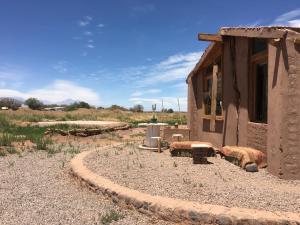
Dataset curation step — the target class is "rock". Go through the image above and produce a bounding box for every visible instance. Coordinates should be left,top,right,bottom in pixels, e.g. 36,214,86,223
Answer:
245,163,258,172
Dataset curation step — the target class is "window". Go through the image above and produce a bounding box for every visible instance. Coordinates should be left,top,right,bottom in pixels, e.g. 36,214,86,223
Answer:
203,66,212,115
203,59,223,116
249,39,268,123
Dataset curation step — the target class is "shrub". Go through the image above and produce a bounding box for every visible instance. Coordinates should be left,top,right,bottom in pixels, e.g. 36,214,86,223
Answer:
65,101,91,111
107,104,128,111
0,133,14,146
25,98,44,110
100,210,124,225
129,104,144,112
0,97,22,110
167,108,174,113
34,137,52,150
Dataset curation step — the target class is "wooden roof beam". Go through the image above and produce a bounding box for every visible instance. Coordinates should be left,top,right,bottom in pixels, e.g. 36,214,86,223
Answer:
198,33,223,42
219,28,287,39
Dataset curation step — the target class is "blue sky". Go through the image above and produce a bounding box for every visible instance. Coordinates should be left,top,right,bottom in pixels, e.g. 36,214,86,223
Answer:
0,0,299,110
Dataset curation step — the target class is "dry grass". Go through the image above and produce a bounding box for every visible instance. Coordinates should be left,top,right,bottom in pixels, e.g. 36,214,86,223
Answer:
0,108,187,125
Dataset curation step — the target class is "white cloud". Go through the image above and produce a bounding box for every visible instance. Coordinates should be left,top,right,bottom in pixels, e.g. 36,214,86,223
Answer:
137,51,202,85
53,61,68,73
275,9,300,23
86,44,95,49
131,91,143,97
0,80,100,106
273,9,300,27
78,16,93,27
147,89,161,94
103,51,202,87
84,31,93,36
97,23,104,28
0,65,26,89
129,97,187,111
85,16,93,21
287,19,300,27
131,89,161,97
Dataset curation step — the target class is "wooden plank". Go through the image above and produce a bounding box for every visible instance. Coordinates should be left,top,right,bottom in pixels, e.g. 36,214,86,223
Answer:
198,33,223,42
219,27,287,39
210,64,218,131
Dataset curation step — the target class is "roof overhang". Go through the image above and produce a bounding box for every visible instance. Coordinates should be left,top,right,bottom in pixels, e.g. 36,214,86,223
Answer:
186,26,300,83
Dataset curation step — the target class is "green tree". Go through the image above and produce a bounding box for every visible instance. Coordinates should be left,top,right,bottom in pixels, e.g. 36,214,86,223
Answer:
25,98,44,110
0,97,22,110
167,108,174,113
107,105,128,111
65,101,91,111
130,104,144,112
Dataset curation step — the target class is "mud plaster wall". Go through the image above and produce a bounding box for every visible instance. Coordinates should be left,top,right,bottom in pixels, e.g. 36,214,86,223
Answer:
188,37,250,148
188,33,300,179
275,33,300,180
162,128,190,142
247,122,268,153
267,41,285,177
188,71,223,147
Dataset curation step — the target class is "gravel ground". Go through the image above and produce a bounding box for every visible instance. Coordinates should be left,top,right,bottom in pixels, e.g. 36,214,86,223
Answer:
85,144,300,213
0,147,172,225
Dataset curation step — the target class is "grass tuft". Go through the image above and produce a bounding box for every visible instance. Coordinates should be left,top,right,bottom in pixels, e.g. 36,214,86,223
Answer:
100,210,124,225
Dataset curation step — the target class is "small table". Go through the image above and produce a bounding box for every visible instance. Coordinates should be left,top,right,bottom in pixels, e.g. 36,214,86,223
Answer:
191,144,212,164
143,123,168,148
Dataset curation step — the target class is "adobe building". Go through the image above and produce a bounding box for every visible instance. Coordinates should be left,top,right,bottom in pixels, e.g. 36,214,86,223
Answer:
186,27,300,179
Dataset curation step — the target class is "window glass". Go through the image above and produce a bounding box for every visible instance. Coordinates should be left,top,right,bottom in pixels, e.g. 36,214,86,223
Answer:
255,63,268,122
203,76,212,115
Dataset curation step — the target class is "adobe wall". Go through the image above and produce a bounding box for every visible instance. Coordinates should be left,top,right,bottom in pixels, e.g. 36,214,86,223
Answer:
222,37,250,147
162,127,190,142
188,35,300,179
247,122,268,154
188,37,250,149
188,36,277,151
268,32,300,180
188,71,223,148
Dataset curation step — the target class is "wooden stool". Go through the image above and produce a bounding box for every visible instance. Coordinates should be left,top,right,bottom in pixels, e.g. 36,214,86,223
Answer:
172,134,183,142
191,143,211,164
151,137,162,153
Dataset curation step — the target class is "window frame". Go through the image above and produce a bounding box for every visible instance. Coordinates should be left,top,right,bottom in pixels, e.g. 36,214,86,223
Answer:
202,62,224,120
